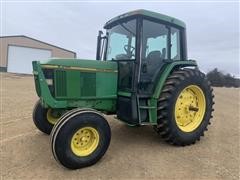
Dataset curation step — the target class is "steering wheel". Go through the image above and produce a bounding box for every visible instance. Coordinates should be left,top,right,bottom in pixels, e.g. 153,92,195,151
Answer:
124,45,135,57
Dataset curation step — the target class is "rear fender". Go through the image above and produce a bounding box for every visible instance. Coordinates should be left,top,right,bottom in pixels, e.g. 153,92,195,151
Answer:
153,60,197,99
147,60,197,124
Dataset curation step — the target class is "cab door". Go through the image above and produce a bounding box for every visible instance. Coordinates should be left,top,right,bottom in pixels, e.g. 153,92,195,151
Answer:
139,19,170,95
137,19,183,123
105,19,140,125
117,60,138,124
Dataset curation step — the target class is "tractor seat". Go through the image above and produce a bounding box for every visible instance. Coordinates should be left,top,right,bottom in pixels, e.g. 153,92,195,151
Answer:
147,50,161,61
140,50,164,91
115,54,131,60
146,50,162,77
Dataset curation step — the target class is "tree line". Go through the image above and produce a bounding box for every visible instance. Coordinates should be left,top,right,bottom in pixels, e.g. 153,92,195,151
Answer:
206,68,240,88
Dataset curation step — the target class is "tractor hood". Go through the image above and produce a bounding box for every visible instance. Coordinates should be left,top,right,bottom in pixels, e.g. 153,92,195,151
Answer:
32,58,118,111
40,58,118,73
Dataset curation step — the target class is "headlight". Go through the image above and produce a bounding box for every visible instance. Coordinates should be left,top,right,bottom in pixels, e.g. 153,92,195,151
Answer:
46,79,53,85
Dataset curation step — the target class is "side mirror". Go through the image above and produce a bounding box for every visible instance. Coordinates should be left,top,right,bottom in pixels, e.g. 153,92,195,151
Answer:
96,30,103,60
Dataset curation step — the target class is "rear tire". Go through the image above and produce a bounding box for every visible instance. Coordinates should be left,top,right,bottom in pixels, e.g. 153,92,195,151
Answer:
51,110,111,169
154,68,214,146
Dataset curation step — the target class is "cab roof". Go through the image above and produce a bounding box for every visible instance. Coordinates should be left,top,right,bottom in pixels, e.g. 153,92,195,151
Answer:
104,9,186,29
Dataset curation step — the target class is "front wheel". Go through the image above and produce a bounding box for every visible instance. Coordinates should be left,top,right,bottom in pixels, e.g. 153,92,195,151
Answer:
155,69,214,146
51,110,111,169
32,100,61,134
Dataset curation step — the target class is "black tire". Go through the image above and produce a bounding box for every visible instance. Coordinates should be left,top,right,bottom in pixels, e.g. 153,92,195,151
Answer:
51,110,111,169
32,100,54,134
154,68,214,146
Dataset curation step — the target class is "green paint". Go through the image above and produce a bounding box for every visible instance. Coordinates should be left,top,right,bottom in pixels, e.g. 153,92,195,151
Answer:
148,99,158,124
147,60,197,124
33,59,197,124
54,70,67,97
33,60,117,112
80,72,96,97
67,70,81,98
41,58,117,71
104,9,186,29
96,72,117,97
152,60,197,99
33,61,67,108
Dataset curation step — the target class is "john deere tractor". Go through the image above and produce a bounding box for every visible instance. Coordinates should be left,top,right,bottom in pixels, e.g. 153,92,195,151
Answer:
32,10,214,169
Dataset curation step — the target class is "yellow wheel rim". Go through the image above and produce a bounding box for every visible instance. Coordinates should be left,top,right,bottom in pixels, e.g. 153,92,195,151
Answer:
71,127,99,156
175,85,206,132
47,109,59,125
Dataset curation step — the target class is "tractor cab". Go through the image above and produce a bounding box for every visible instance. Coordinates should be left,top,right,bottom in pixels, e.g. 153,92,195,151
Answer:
97,10,187,125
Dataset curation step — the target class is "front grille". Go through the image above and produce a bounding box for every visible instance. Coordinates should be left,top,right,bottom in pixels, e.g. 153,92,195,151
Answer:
55,70,67,97
43,69,97,99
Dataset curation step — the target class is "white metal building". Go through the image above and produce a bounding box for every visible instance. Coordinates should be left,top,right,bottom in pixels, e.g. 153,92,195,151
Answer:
0,35,76,74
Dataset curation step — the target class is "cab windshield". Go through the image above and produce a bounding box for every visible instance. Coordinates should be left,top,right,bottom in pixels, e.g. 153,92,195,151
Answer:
106,19,136,60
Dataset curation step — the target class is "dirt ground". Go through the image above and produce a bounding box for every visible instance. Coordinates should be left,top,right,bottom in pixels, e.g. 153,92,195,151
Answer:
0,72,239,180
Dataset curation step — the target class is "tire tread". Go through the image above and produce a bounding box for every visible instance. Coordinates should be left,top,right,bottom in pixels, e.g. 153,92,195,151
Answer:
155,68,214,146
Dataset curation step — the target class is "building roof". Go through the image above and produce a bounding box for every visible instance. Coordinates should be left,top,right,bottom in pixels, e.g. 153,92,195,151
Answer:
104,9,186,29
0,35,76,55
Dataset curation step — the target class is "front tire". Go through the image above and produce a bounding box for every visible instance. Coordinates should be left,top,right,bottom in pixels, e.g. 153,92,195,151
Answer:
51,110,111,169
155,69,214,146
32,100,60,134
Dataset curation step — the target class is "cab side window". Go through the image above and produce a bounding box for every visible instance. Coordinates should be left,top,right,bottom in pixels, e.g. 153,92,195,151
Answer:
140,20,169,94
171,27,181,60
142,20,168,61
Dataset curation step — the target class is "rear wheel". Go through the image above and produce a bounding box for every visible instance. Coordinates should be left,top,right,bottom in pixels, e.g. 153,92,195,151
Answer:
51,110,111,169
154,69,214,146
32,100,61,134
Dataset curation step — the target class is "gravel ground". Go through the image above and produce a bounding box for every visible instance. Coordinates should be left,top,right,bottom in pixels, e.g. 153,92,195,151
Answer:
0,72,239,180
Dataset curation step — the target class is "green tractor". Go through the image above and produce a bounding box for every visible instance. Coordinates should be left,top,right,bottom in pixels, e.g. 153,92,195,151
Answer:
32,10,214,169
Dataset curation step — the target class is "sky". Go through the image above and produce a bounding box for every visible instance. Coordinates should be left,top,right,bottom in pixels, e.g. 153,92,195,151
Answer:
1,1,239,76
